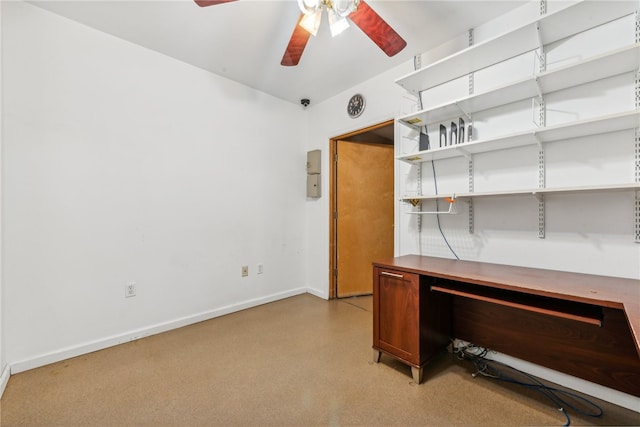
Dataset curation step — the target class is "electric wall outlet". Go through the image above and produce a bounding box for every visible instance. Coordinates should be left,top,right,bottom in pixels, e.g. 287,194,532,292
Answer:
257,263,264,274
241,266,249,277
125,282,136,298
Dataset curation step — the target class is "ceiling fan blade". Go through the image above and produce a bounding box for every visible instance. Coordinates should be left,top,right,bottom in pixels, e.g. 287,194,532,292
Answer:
281,14,312,66
349,1,407,57
194,0,237,7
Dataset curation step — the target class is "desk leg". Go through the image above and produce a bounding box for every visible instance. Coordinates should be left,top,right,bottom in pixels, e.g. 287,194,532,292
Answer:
411,367,423,384
372,349,382,363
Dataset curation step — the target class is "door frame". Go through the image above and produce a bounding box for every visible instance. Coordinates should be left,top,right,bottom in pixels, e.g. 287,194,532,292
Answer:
328,119,395,299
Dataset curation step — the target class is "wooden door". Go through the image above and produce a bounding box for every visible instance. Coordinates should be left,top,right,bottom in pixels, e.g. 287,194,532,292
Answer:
336,140,394,297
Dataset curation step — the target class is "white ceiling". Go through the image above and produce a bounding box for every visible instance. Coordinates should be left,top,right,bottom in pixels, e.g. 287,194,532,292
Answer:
29,0,528,105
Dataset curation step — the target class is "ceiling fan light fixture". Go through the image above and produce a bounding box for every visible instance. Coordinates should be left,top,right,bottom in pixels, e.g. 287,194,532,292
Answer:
197,0,407,67
332,0,359,17
299,8,322,36
297,0,321,15
328,8,350,37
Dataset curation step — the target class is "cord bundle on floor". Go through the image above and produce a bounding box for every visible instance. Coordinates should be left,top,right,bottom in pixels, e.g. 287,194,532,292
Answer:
453,342,603,427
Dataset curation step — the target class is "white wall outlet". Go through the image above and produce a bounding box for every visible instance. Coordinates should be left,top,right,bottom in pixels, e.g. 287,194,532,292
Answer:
241,266,249,277
125,282,136,298
257,263,264,274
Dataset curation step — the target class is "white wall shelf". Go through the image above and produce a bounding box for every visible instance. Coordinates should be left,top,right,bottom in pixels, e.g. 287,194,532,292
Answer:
398,44,640,129
396,1,639,241
398,110,640,165
395,0,638,95
402,183,640,204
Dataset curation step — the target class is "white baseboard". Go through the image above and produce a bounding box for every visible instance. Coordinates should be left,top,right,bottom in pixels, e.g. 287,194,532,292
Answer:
0,363,10,399
10,287,308,375
306,286,329,300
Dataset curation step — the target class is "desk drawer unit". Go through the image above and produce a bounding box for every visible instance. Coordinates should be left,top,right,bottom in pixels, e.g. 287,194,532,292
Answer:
372,266,450,383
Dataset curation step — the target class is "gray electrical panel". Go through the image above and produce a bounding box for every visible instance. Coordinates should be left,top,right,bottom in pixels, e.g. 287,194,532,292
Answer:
307,150,321,198
307,149,321,174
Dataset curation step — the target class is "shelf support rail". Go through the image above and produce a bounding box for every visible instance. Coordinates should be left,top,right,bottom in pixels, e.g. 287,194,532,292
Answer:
538,145,546,189
636,68,640,110
535,18,547,239
468,28,475,96
635,126,640,242
635,191,640,243
467,27,475,234
635,64,640,242
417,161,423,235
468,158,474,234
636,10,640,44
538,147,546,239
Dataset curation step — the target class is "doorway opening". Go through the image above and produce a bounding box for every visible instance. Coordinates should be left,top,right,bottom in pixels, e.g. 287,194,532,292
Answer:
329,120,395,299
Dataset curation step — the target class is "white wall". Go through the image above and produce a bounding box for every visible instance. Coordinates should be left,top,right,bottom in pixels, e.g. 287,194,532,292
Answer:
2,1,308,372
0,0,7,396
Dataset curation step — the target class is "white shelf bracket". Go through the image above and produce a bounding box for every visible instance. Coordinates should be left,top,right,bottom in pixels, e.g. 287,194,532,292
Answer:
455,102,473,122
536,22,543,49
534,77,543,99
532,21,546,130
467,28,475,144
457,147,473,161
533,132,543,150
409,197,458,215
532,97,546,128
399,118,421,132
535,23,547,73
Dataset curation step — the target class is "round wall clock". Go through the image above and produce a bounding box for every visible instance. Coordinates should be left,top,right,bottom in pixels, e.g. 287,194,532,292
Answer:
347,94,366,118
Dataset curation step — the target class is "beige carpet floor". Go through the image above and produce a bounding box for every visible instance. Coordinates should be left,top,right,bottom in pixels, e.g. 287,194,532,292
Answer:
1,293,639,426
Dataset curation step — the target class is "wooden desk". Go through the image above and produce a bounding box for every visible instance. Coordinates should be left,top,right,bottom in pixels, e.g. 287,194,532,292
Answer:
372,255,640,397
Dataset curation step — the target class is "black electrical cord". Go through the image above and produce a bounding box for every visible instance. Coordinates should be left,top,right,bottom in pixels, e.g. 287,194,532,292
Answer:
414,59,458,260
453,343,604,427
431,160,460,260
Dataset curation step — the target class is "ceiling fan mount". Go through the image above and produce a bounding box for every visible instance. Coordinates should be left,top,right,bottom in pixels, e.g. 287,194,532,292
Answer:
195,0,407,66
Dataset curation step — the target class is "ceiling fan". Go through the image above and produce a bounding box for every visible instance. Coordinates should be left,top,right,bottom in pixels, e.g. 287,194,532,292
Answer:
194,0,407,66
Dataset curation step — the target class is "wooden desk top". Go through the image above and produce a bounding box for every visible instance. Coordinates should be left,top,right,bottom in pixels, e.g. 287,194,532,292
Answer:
373,255,640,357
